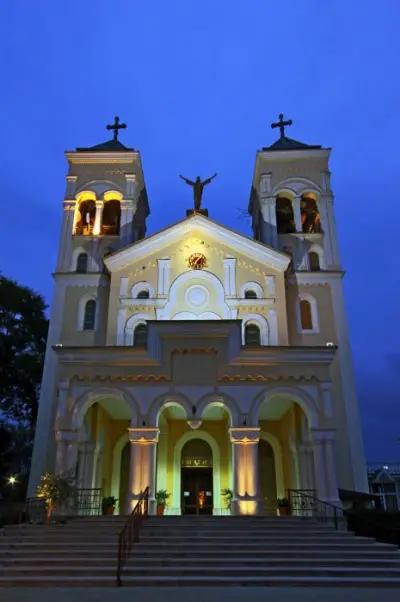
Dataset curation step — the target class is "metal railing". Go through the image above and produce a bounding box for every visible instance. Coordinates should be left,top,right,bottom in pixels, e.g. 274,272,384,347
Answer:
288,489,317,518
288,489,344,529
288,489,400,546
74,488,102,516
116,487,149,587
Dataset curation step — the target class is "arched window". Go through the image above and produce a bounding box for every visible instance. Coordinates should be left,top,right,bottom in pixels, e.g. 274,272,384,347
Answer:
75,200,96,235
301,197,321,233
137,290,150,299
276,197,295,234
76,252,88,273
308,252,320,271
300,300,313,330
244,290,257,299
83,300,96,330
133,323,148,347
244,323,261,346
102,200,121,235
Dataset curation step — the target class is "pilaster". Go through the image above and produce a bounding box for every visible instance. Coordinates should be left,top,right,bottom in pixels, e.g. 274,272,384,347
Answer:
223,258,237,297
229,427,261,515
127,427,160,514
157,259,171,297
311,428,340,504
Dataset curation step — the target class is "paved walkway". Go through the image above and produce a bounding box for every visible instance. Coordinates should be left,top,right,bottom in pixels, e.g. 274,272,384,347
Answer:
2,587,400,601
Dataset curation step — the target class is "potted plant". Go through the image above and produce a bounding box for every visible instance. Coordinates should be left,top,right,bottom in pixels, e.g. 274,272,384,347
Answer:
102,496,118,515
36,472,75,521
155,489,170,515
277,497,290,516
221,488,233,511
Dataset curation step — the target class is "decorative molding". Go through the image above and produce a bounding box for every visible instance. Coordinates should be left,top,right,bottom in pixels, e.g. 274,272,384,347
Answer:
229,427,261,444
128,427,160,444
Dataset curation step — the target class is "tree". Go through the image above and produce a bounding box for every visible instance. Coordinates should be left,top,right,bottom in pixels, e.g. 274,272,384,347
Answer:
0,275,48,425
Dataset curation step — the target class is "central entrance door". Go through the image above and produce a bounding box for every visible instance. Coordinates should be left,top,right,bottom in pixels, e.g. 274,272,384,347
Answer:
181,468,213,514
181,438,213,515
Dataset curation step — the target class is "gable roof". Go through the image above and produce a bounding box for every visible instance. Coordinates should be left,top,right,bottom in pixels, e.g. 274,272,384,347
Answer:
263,135,321,152
105,213,291,272
76,138,135,152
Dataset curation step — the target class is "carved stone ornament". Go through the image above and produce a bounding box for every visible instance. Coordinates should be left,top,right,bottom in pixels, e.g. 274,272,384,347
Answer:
187,252,207,270
187,420,202,430
128,428,160,444
229,427,261,444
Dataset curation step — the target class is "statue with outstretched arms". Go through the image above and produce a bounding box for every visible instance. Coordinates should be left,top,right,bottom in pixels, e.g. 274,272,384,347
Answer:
179,173,217,211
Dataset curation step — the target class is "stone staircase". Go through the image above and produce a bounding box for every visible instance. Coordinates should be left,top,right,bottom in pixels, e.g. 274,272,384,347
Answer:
1,515,400,587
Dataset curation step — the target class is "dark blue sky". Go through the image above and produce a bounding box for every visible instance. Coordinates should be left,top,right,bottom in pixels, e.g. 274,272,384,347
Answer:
1,1,399,461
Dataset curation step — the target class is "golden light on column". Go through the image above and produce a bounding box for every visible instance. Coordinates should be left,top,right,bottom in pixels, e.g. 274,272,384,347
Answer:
229,427,261,516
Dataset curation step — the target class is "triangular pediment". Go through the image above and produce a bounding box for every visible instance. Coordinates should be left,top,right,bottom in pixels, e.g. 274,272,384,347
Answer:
105,214,290,272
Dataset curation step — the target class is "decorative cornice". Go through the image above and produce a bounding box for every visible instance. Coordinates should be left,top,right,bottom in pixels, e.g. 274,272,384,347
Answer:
72,374,170,383
229,427,261,444
128,427,160,444
218,374,319,383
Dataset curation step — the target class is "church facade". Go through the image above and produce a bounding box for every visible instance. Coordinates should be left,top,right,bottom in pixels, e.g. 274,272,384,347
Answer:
28,117,368,515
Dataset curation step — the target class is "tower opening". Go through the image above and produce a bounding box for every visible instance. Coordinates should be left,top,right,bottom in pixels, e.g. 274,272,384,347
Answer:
276,197,295,234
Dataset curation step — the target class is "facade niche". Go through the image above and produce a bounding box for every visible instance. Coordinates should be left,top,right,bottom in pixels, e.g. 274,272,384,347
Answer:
300,300,313,330
301,197,321,233
102,200,121,235
276,197,295,234
244,290,257,299
137,290,150,299
244,323,261,346
75,200,96,235
76,252,88,273
83,300,96,330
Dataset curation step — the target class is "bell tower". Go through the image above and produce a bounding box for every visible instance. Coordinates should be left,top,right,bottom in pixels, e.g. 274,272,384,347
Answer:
28,119,150,495
248,114,340,272
57,116,149,273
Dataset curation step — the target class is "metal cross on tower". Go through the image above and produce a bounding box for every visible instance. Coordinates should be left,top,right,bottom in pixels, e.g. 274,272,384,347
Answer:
106,116,127,141
271,113,293,138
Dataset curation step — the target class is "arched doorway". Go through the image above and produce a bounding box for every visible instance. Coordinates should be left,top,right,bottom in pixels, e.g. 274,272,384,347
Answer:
181,439,213,515
258,439,277,514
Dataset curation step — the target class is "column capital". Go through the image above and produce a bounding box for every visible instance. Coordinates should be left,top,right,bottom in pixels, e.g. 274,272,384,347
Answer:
229,427,260,444
95,200,104,208
63,200,76,211
55,429,78,443
311,428,336,444
128,427,160,444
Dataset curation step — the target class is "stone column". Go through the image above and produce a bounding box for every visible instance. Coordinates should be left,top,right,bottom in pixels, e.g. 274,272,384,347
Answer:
311,429,340,505
120,200,136,245
127,428,160,514
93,201,104,236
56,200,76,271
260,197,278,247
318,194,340,268
292,196,302,232
229,427,261,515
298,441,315,491
55,430,78,476
76,441,95,488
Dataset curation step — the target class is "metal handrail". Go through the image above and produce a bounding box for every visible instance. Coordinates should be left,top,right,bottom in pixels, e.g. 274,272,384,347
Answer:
288,489,400,546
116,487,149,587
